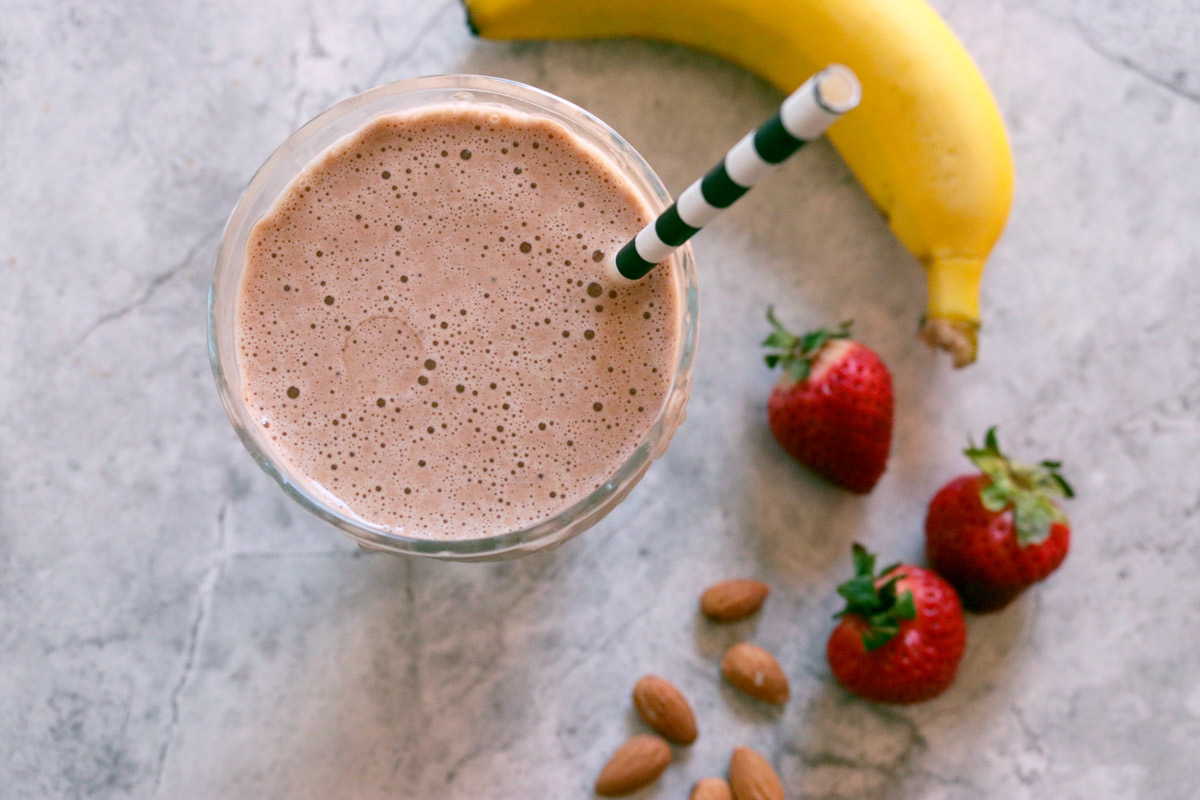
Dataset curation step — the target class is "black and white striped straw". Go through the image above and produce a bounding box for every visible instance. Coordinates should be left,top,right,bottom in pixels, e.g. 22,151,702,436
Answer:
610,64,862,282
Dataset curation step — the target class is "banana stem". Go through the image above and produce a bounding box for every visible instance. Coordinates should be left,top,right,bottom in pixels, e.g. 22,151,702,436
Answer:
925,256,983,320
919,317,978,367
921,256,985,367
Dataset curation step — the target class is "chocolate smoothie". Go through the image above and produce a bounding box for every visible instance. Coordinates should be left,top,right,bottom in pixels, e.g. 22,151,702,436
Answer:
235,105,681,540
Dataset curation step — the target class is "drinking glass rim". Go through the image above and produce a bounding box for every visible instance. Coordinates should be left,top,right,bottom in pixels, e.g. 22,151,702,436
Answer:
207,74,699,559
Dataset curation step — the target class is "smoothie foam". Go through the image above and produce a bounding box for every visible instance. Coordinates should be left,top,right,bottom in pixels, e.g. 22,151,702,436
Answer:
235,104,680,540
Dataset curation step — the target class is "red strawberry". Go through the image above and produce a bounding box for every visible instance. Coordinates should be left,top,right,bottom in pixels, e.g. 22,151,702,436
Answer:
827,544,966,704
925,427,1074,613
763,310,893,493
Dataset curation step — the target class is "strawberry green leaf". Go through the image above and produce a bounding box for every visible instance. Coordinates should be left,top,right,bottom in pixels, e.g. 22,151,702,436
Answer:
762,309,853,384
762,331,796,349
876,574,903,606
1049,472,1075,499
835,575,879,613
980,482,1010,513
1033,460,1073,496
786,359,811,382
851,543,875,577
1013,493,1055,546
966,427,1074,548
892,591,917,621
835,545,915,650
862,627,897,652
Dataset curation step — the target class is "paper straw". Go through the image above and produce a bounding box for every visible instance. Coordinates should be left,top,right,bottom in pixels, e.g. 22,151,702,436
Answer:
610,64,862,282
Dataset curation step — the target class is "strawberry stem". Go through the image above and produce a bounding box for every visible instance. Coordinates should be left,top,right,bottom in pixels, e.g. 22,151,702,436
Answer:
763,308,851,382
965,427,1074,546
834,544,916,652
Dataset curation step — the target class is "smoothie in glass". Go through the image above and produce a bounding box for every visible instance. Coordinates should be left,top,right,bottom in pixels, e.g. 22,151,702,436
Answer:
214,79,695,552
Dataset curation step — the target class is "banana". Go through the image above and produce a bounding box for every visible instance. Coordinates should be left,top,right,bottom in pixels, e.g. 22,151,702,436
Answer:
465,0,1014,366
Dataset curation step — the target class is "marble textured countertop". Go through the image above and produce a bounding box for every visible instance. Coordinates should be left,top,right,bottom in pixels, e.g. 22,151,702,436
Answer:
3,1,1199,798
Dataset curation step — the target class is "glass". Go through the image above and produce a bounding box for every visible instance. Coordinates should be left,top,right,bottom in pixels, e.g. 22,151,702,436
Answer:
208,75,699,560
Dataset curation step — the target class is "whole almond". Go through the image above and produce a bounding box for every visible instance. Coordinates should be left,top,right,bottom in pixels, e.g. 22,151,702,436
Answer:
700,579,770,622
594,734,671,796
721,643,790,705
632,675,698,744
728,746,783,800
690,776,733,800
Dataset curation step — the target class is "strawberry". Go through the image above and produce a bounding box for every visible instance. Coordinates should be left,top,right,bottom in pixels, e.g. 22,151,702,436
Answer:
763,310,893,493
827,544,966,704
925,427,1074,613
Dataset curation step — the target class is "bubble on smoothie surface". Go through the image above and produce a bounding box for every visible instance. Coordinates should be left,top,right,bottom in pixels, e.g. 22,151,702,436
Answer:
235,104,682,540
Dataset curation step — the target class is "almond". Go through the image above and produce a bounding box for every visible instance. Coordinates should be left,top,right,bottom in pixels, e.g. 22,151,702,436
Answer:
728,746,783,800
594,734,671,796
632,675,698,744
720,643,790,705
700,579,770,622
690,776,733,800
